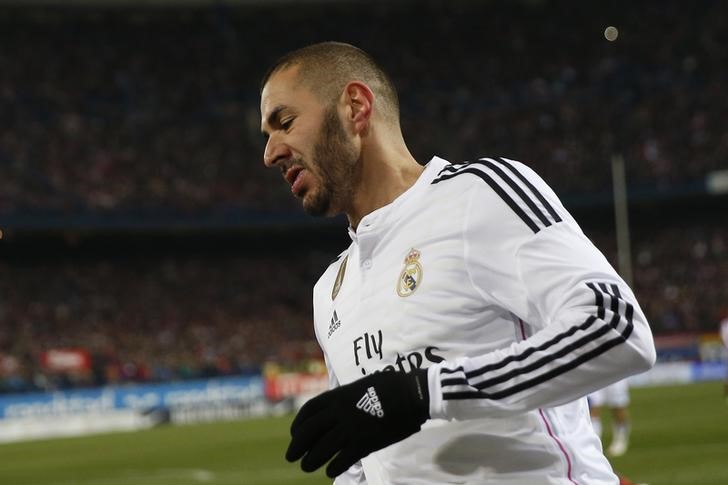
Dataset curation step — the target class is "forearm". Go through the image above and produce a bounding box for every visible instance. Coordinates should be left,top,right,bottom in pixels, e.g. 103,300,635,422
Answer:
427,281,655,420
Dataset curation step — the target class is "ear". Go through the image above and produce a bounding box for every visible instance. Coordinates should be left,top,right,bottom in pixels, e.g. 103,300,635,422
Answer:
342,81,374,135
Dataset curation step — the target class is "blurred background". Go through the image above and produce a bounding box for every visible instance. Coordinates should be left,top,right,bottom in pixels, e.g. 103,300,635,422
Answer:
0,0,726,484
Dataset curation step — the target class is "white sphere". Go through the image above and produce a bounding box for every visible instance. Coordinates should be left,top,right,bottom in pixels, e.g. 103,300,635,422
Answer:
604,26,619,42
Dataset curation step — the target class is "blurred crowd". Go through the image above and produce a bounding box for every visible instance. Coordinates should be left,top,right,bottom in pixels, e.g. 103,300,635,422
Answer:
1,1,727,216
1,221,726,394
596,222,728,336
0,252,327,394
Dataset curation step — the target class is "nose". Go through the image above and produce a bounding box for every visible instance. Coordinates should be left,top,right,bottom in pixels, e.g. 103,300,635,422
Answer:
263,135,291,168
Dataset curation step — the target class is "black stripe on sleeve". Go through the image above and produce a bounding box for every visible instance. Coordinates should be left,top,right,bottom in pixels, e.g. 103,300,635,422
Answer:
475,159,553,228
433,167,541,233
494,158,562,223
440,314,602,383
441,281,634,401
440,332,630,400
441,283,629,381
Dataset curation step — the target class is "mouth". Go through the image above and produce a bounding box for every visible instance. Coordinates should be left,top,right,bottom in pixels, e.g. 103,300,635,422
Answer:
284,166,307,196
284,165,304,186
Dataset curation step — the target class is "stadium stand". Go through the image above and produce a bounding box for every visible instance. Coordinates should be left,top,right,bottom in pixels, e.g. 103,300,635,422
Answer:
0,1,726,215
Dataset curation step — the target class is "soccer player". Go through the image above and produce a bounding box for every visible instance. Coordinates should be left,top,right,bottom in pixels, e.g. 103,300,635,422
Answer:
259,42,656,484
589,379,632,457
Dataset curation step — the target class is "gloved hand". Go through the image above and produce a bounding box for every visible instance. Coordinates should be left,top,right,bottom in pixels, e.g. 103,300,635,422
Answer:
285,368,430,478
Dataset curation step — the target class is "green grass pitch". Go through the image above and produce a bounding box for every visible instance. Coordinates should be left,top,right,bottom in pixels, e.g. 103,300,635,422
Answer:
0,381,725,484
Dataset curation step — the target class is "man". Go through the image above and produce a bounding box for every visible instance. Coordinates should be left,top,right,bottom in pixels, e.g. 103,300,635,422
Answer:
260,42,656,484
588,379,632,457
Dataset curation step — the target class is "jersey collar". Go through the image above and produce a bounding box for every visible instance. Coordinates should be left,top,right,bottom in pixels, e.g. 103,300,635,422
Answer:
347,156,450,242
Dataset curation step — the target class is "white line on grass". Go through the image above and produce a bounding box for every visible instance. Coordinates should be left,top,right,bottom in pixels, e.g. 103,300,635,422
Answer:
44,468,217,484
43,467,310,484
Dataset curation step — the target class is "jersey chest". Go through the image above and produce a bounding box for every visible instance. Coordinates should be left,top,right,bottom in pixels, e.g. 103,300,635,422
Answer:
315,212,516,384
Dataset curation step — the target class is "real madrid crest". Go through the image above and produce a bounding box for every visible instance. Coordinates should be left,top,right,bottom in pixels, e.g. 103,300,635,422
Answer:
397,248,423,297
331,255,348,300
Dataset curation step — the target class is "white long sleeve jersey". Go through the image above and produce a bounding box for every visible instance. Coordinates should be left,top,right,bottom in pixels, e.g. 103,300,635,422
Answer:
312,156,656,485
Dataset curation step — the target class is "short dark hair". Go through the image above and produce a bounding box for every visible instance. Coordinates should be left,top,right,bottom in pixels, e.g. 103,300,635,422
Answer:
260,42,400,123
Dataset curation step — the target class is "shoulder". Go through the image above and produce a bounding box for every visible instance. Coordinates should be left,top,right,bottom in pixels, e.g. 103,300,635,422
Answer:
431,156,567,236
319,249,349,279
431,157,555,202
327,250,348,267
313,249,350,296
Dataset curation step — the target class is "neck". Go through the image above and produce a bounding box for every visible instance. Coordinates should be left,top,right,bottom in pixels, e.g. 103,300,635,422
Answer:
345,138,423,230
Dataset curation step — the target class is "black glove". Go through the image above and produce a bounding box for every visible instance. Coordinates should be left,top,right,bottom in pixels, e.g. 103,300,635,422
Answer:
285,368,430,478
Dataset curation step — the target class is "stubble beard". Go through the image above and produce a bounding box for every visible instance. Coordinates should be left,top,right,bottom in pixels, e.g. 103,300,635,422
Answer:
302,105,359,217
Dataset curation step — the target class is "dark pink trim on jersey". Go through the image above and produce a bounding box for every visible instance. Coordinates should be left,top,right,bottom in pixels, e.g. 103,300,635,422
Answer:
539,409,578,485
517,319,578,485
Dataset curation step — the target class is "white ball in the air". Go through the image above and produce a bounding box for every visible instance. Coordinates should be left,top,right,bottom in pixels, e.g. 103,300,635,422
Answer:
604,26,619,42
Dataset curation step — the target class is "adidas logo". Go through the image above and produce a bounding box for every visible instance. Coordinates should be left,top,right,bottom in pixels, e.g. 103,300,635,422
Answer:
327,310,342,338
356,386,384,418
